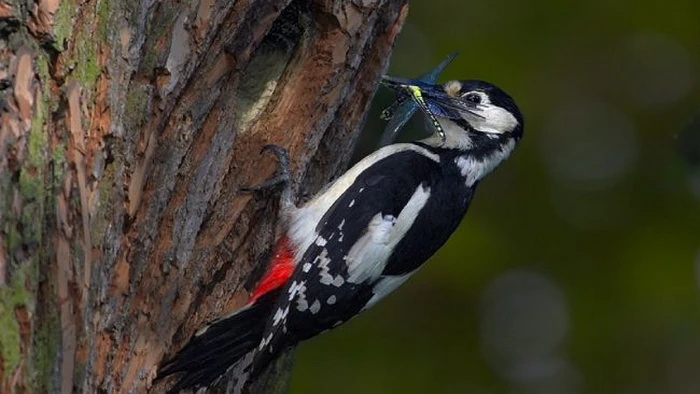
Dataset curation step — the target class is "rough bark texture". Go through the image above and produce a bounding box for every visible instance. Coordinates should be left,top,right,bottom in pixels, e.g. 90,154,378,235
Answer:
0,0,408,393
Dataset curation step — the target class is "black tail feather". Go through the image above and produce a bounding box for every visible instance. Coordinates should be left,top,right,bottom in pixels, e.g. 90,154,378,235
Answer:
157,290,280,393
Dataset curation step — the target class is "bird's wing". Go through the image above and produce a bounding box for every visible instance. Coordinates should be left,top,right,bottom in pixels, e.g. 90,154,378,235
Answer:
306,151,440,289
250,148,441,371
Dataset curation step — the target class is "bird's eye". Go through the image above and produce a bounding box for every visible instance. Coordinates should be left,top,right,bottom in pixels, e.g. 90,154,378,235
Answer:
464,92,482,104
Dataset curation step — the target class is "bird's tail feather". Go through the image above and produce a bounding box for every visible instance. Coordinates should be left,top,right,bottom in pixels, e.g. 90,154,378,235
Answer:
157,289,280,393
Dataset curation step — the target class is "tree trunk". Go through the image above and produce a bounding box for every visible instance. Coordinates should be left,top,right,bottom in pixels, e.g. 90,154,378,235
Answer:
0,0,408,392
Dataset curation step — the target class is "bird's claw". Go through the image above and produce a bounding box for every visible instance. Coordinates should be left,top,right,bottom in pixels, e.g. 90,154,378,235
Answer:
260,144,288,159
241,145,291,193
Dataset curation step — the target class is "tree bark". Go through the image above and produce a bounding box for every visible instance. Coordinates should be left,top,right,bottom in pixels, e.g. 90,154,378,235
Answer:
0,0,408,392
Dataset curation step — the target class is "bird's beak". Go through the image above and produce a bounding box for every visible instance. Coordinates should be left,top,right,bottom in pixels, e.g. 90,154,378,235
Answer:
380,76,482,120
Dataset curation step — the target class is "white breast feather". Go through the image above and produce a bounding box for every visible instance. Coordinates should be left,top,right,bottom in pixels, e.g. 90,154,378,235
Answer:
454,139,516,187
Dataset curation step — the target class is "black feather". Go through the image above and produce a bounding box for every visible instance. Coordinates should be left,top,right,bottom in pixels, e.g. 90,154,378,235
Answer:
383,146,474,275
157,289,281,393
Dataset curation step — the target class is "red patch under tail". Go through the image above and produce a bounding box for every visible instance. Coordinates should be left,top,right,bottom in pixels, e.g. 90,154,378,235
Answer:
250,236,295,302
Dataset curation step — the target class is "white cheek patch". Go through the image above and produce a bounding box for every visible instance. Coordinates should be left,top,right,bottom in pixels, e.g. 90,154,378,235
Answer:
467,105,519,134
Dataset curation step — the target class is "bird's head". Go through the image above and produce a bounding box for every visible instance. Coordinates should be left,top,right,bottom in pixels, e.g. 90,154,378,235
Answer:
381,77,524,156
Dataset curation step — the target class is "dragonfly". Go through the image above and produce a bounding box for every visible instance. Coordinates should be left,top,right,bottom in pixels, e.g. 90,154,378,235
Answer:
378,51,481,147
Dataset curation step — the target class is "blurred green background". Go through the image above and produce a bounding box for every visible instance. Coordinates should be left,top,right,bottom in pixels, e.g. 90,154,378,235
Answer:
290,1,700,393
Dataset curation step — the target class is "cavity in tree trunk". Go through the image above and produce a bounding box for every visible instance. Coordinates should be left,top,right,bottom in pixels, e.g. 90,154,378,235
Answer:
0,0,408,392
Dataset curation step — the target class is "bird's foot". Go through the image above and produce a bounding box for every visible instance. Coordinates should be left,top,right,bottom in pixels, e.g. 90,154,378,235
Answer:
241,145,294,211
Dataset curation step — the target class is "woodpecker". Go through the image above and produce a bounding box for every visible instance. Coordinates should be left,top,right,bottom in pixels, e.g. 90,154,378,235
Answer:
157,77,524,393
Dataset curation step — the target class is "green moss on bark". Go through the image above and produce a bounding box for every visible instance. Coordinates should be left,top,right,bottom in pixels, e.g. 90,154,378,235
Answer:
97,0,113,41
53,2,77,51
0,47,52,390
74,39,100,90
0,264,34,385
139,5,181,76
19,69,48,246
124,84,150,130
31,310,59,393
